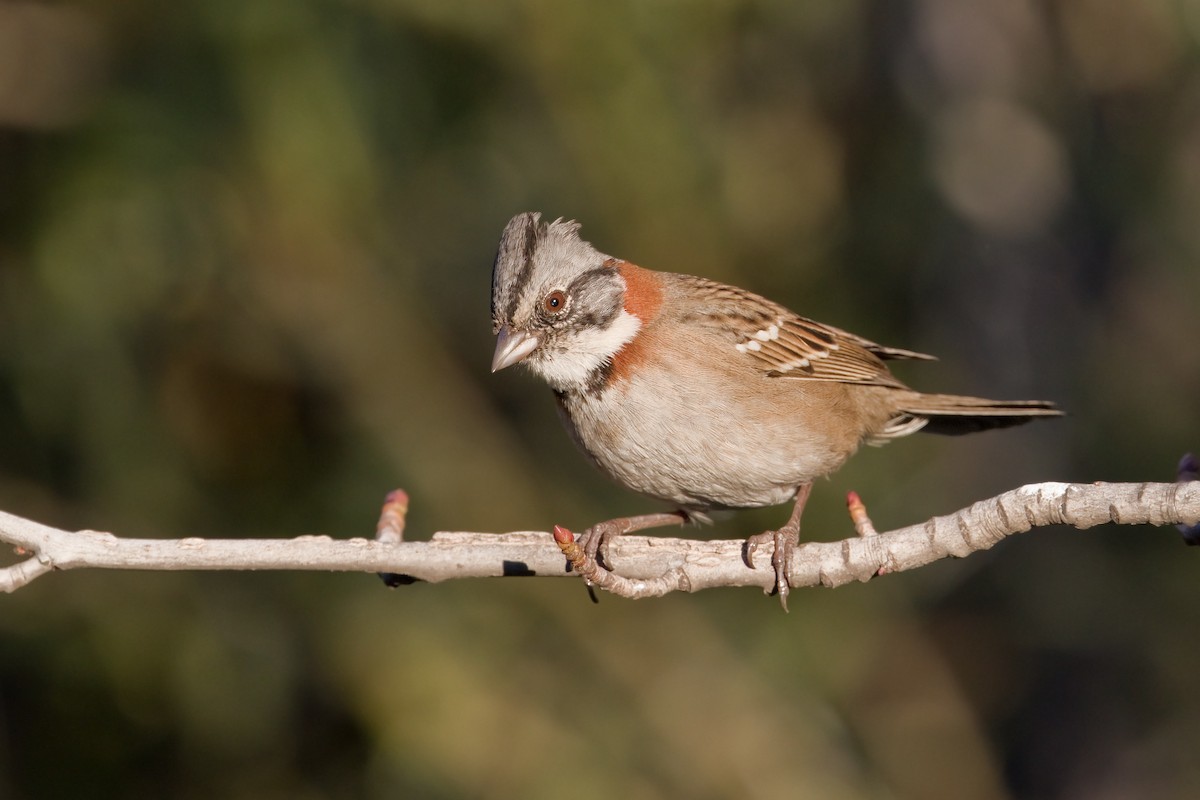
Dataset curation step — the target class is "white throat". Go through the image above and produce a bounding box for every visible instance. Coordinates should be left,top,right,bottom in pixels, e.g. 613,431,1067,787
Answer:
529,309,642,391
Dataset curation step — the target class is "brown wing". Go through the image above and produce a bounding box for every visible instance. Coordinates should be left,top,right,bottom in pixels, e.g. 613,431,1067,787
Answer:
681,277,927,387
837,330,937,363
737,314,909,386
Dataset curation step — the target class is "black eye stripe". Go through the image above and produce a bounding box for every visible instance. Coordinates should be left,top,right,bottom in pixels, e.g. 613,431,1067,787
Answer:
567,267,616,296
564,267,623,328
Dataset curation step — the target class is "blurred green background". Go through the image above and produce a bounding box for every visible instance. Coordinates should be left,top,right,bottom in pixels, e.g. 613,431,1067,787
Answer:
1,1,1198,797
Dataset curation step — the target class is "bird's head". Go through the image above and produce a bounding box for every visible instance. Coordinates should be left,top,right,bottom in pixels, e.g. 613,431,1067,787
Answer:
490,212,643,392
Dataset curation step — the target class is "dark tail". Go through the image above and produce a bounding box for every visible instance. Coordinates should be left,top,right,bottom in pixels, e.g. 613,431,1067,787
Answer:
899,393,1063,436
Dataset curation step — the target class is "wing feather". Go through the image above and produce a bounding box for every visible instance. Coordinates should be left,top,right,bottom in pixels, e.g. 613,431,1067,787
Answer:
683,277,919,387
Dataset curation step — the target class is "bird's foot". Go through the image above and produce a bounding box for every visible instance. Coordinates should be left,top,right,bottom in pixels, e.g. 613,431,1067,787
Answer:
742,483,813,611
577,511,689,569
744,527,800,610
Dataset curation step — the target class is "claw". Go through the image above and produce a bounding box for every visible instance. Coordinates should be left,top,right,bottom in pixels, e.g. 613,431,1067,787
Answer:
744,528,799,609
743,483,812,610
579,522,614,567
742,538,759,569
561,511,689,580
577,520,620,569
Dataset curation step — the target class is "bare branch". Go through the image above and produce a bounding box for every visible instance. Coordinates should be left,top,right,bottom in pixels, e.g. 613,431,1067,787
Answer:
0,480,1196,596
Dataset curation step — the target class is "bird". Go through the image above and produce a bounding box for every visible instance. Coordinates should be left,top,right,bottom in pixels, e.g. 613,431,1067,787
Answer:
490,212,1061,606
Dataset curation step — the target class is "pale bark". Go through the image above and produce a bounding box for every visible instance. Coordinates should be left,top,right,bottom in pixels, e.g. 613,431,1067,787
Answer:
0,481,1196,597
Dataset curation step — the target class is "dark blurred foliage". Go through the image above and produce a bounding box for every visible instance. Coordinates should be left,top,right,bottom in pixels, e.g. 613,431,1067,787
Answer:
1,1,1198,797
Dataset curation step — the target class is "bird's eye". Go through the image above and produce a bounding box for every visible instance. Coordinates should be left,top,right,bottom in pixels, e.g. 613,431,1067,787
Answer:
542,290,568,315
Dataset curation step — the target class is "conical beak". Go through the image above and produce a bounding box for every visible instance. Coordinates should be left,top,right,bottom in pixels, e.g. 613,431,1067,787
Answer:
491,326,540,372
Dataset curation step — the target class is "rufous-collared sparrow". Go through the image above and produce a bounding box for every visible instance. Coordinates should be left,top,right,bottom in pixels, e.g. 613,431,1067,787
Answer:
490,212,1061,605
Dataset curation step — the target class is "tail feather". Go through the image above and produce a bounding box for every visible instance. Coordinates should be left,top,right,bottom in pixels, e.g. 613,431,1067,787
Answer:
895,393,1063,436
